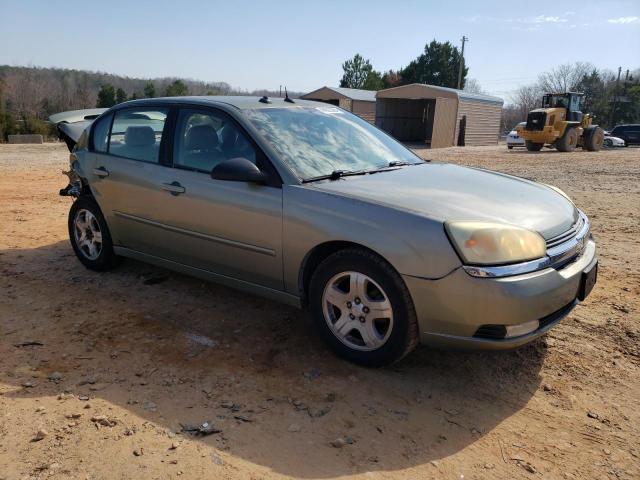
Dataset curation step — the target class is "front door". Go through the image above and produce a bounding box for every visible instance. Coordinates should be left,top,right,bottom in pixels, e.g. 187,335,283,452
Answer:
152,107,283,290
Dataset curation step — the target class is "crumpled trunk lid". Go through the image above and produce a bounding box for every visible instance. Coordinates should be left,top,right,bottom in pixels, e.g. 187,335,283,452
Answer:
49,108,107,151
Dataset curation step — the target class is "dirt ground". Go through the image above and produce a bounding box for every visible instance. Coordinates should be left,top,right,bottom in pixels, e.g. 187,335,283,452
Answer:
0,143,638,480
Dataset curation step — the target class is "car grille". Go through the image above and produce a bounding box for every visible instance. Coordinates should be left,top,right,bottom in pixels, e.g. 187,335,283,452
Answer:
545,212,590,270
526,111,546,131
474,324,507,340
546,214,586,249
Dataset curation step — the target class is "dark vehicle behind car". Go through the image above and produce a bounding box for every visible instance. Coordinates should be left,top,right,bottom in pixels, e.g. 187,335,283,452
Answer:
610,124,640,146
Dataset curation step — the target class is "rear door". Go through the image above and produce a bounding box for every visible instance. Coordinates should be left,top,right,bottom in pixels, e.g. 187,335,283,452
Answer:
87,106,175,255
146,106,284,290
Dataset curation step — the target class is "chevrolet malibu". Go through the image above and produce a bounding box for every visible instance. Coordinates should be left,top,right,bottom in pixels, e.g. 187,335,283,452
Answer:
54,96,598,366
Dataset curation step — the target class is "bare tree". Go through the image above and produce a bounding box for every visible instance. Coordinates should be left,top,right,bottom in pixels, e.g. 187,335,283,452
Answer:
511,84,544,118
501,104,523,131
538,62,593,93
463,78,486,94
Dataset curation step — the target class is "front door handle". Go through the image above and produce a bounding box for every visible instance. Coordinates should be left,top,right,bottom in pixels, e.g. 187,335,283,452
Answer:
162,181,186,195
93,166,109,178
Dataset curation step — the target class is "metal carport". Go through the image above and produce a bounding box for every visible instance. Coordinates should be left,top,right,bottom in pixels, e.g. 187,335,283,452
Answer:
375,84,503,148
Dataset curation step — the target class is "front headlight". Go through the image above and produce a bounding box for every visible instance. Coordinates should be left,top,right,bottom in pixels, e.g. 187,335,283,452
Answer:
445,222,546,265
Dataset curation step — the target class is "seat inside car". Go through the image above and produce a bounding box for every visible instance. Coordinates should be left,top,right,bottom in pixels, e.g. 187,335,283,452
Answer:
182,124,225,172
115,125,158,162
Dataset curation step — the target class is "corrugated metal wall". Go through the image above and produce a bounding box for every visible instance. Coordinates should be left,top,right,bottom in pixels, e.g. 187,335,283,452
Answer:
351,100,375,124
338,98,353,112
432,98,458,148
454,100,502,146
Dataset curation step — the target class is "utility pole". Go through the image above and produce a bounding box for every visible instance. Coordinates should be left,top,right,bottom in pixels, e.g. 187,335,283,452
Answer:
611,66,622,127
457,36,468,90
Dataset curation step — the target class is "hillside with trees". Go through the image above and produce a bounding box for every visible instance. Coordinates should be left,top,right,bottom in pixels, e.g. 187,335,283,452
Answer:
0,65,301,141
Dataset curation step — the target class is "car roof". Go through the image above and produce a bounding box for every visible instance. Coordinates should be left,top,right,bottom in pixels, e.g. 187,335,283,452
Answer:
112,96,322,111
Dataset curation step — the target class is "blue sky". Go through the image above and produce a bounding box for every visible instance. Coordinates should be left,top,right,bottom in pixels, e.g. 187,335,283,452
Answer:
1,0,638,101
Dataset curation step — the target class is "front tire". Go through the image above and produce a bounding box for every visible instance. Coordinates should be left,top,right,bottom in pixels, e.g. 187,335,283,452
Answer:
556,128,578,152
525,141,544,151
68,196,118,271
309,248,419,367
507,145,514,150
584,127,604,151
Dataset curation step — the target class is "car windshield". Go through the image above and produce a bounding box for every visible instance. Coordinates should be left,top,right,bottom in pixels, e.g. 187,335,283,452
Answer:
245,106,422,180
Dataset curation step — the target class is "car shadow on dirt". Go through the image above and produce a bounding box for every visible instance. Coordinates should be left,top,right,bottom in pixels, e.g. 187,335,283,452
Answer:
2,241,547,477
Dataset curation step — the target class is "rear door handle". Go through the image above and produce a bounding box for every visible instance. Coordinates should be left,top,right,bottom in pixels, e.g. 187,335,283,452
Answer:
162,181,186,195
93,166,109,178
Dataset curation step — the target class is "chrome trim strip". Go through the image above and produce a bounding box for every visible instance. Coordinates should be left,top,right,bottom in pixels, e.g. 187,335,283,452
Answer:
113,211,276,257
464,211,590,278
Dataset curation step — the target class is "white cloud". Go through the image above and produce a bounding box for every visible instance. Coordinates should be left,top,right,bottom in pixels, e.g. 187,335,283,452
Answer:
532,15,568,23
607,16,639,24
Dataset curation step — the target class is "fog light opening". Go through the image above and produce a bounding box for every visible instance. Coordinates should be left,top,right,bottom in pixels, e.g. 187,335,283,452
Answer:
505,319,540,338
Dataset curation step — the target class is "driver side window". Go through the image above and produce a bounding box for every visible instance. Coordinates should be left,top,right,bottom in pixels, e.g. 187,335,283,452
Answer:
173,108,257,173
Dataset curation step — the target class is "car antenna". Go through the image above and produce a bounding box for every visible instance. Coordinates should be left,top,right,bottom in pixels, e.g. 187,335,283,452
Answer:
284,87,294,103
259,95,271,104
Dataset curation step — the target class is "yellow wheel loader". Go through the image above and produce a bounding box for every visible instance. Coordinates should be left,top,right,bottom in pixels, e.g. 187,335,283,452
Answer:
516,92,604,152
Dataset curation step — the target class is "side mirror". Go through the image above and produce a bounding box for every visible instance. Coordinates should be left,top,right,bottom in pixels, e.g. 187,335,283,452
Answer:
212,157,267,184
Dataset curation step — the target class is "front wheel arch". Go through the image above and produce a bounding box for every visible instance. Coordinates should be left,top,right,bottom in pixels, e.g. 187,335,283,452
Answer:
299,241,395,307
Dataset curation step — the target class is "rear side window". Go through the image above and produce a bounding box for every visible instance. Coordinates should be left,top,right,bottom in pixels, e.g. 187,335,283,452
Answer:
108,108,168,163
92,113,112,152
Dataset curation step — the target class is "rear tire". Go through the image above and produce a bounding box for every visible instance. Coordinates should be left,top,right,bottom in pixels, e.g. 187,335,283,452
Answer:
556,128,578,152
68,196,118,271
308,248,419,367
525,141,544,151
584,127,604,151
507,145,514,150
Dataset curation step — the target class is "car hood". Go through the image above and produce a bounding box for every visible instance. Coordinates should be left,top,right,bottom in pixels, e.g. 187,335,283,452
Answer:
308,163,578,239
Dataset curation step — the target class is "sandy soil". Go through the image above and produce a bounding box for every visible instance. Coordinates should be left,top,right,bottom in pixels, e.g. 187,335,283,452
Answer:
0,143,638,480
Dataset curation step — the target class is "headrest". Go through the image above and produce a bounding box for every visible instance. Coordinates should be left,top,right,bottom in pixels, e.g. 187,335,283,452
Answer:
124,126,156,147
185,125,219,151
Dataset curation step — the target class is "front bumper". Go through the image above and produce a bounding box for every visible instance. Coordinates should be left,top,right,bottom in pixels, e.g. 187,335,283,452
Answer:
506,137,525,146
404,238,597,349
518,126,560,143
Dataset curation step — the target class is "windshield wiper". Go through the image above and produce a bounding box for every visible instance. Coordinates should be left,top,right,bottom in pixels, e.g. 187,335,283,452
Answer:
302,161,425,183
388,160,425,167
302,169,368,183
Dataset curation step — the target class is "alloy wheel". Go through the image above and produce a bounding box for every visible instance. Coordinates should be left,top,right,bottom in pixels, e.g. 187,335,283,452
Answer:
73,209,103,260
321,271,394,351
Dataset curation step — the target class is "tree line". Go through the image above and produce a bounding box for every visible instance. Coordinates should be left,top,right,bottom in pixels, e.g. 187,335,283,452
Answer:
0,65,301,141
94,79,193,108
339,39,469,91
